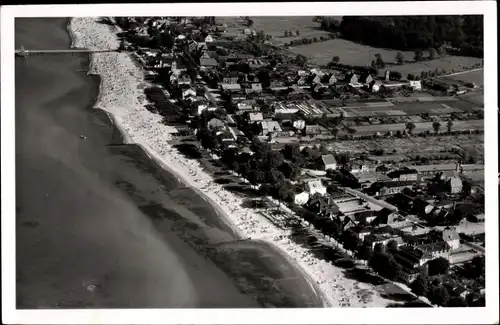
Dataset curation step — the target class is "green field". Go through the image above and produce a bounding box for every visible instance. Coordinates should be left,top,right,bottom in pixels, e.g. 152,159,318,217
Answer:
289,38,483,77
216,16,338,45
444,69,484,86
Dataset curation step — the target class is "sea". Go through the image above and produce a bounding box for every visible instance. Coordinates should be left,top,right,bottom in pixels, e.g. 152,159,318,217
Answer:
15,17,323,308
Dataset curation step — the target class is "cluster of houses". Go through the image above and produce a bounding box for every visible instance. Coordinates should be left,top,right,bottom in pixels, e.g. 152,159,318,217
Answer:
291,157,484,283
121,17,485,291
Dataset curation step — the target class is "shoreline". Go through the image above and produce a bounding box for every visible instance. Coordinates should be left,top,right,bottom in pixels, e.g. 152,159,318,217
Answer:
69,16,394,308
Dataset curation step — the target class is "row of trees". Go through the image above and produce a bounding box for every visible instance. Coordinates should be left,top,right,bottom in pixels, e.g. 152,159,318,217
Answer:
321,16,484,57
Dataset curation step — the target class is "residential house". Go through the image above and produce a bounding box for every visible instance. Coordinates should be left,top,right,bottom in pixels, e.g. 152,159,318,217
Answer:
369,80,383,92
353,210,377,225
292,119,306,131
409,80,422,91
412,198,435,218
177,74,192,85
270,81,288,91
220,83,242,92
187,40,198,53
359,73,373,86
248,112,264,122
387,168,419,182
259,120,282,136
245,83,263,94
367,180,416,196
294,192,310,205
346,73,362,87
364,233,404,250
442,227,461,251
320,154,337,171
304,125,328,136
342,216,358,230
393,247,431,283
236,101,255,113
372,207,400,227
447,176,463,194
328,74,337,85
307,195,340,217
410,163,461,179
182,88,196,100
222,76,239,84
204,34,215,43
350,171,391,189
207,118,226,131
385,193,414,212
307,179,327,196
248,59,266,69
200,57,218,69
416,241,452,259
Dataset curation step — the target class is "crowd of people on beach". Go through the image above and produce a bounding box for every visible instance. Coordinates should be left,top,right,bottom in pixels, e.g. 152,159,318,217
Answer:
69,16,395,307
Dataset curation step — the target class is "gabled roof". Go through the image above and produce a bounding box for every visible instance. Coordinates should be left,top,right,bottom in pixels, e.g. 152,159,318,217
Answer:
200,57,218,67
387,168,419,178
321,154,337,166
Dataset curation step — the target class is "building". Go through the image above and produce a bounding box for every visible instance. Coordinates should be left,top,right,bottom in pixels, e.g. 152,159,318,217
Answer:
248,112,264,122
410,163,461,179
200,57,218,69
246,83,263,94
447,176,463,193
442,227,461,251
307,179,327,196
372,207,401,226
409,80,422,91
416,241,452,259
204,34,215,43
368,180,415,196
307,195,340,217
412,198,435,217
259,120,282,136
294,192,310,205
320,154,337,171
387,168,419,182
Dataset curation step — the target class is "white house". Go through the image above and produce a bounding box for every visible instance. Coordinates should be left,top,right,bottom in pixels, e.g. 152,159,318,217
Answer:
182,88,196,99
442,227,461,251
293,119,306,130
294,192,310,205
307,179,327,196
409,80,422,91
205,35,215,43
320,154,337,171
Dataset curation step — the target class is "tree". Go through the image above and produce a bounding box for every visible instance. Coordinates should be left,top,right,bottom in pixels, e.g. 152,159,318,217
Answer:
414,50,424,62
296,30,300,36
448,296,468,307
428,48,438,60
374,53,385,68
247,19,254,27
332,56,340,64
427,257,450,276
432,121,442,134
359,243,373,262
410,273,430,297
427,285,450,306
390,71,403,81
447,120,454,133
284,30,289,37
341,228,362,253
295,54,308,67
386,239,399,254
395,52,405,65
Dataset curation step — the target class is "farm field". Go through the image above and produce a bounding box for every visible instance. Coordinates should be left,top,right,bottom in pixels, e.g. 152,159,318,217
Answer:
351,119,484,136
443,69,484,86
458,91,484,107
339,99,480,118
331,134,484,162
289,38,483,77
216,16,337,45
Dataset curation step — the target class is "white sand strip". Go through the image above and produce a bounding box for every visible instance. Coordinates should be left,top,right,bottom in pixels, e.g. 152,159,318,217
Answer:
70,16,393,308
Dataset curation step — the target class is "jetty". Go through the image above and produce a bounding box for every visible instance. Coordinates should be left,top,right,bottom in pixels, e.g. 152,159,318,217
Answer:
15,46,118,57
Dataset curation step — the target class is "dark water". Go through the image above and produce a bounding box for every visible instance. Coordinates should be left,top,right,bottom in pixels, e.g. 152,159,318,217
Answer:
15,18,323,308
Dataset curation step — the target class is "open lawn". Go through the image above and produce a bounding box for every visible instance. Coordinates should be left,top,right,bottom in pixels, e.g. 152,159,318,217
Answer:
351,120,484,136
216,16,337,45
331,134,484,161
444,69,484,86
289,38,483,77
458,91,484,107
340,99,479,118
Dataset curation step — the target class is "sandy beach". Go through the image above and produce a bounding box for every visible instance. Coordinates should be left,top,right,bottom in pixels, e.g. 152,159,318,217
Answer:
70,16,394,308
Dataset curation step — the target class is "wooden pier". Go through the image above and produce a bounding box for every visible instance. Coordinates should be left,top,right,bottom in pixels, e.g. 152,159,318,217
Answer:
15,48,118,57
